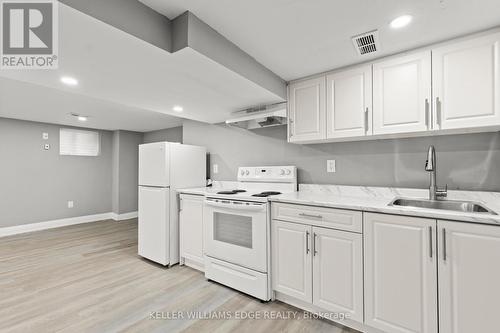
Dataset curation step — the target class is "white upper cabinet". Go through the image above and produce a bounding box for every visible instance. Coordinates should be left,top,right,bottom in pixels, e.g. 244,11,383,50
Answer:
432,32,500,129
287,30,500,144
364,213,438,333
288,77,326,142
438,220,500,333
326,65,372,138
372,51,432,135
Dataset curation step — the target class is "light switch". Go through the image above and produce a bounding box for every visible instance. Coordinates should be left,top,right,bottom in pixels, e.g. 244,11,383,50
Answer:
42,132,49,140
67,201,74,208
327,160,336,173
213,164,219,174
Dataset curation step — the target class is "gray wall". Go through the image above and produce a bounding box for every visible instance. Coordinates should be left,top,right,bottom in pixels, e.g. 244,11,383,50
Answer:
112,130,143,214
183,120,500,191
0,118,113,227
143,126,183,143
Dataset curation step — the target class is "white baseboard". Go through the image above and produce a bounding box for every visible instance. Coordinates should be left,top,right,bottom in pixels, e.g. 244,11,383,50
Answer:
110,211,138,221
0,210,139,238
0,213,113,238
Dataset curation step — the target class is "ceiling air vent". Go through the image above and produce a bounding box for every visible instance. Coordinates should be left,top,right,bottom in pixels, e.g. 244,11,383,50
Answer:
352,30,379,56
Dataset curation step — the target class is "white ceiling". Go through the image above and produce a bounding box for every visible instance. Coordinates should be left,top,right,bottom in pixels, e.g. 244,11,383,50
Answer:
139,0,500,81
0,3,283,131
0,77,183,132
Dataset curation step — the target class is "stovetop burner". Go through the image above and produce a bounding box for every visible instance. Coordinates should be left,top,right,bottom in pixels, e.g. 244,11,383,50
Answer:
217,189,247,195
251,191,282,197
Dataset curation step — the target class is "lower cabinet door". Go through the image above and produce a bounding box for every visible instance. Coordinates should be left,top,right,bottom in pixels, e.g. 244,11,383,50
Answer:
179,194,204,267
364,213,438,333
272,220,312,302
312,226,363,322
438,220,500,333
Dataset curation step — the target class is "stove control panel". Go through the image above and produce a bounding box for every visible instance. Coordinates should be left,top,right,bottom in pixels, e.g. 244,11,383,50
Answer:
237,166,297,183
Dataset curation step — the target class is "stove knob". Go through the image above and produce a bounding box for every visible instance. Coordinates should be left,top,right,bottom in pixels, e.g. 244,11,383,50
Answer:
280,169,285,175
245,170,250,175
285,169,291,175
240,170,245,176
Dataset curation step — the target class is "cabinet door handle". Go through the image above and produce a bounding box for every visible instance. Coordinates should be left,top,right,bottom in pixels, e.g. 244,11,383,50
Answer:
299,213,323,219
313,232,318,256
436,97,442,129
364,107,369,133
425,99,430,129
289,118,294,137
442,228,447,261
305,230,310,254
428,226,433,258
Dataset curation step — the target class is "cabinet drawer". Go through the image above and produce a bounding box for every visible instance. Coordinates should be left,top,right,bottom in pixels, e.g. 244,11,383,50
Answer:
272,203,362,233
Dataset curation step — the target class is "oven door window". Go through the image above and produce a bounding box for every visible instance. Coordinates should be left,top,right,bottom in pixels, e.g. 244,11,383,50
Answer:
213,212,252,249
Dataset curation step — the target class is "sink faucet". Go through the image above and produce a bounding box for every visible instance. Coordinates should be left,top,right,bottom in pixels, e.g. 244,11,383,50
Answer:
425,145,447,200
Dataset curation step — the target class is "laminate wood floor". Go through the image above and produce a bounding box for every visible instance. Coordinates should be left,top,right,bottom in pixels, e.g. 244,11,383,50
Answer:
0,219,358,333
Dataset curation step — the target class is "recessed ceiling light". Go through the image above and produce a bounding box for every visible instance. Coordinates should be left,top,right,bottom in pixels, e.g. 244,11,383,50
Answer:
61,76,78,86
70,113,88,122
390,15,413,29
173,105,183,112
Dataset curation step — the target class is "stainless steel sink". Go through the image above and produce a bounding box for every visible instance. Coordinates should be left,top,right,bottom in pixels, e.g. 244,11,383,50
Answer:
389,198,497,215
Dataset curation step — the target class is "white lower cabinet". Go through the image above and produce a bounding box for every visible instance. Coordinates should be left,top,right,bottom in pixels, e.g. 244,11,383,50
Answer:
272,216,364,323
272,206,500,332
438,220,500,333
364,213,438,333
272,220,312,302
312,226,363,322
179,194,204,270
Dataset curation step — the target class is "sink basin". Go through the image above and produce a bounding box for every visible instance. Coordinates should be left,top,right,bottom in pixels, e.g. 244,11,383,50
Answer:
389,198,497,215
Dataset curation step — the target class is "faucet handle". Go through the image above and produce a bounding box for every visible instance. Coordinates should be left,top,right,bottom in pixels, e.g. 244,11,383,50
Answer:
437,184,448,198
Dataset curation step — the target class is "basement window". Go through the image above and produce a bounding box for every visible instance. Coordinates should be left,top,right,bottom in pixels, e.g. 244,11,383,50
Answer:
60,128,100,156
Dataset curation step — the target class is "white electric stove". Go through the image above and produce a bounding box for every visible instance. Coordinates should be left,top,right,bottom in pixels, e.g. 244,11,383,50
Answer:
203,166,297,301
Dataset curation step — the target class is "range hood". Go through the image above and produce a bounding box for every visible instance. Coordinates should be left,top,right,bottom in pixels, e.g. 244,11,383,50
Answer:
225,102,287,129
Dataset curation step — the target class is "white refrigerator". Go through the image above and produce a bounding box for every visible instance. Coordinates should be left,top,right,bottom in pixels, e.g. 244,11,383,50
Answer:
138,142,206,266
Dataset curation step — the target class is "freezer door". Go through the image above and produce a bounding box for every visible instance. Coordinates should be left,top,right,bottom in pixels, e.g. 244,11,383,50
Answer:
169,143,206,189
139,142,170,187
138,186,170,265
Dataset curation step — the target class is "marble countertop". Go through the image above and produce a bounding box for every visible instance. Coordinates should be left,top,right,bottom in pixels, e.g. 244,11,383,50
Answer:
270,184,500,226
177,182,500,226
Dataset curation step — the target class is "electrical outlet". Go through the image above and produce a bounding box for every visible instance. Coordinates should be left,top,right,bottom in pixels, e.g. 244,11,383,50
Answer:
42,132,49,140
213,164,219,174
68,201,74,208
44,144,50,150
327,160,336,173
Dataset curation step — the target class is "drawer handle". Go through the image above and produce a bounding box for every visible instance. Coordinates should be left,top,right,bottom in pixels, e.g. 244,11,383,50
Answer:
299,213,323,219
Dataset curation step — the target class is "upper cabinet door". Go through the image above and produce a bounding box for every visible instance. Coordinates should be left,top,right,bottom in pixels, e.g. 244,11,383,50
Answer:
373,51,432,135
326,65,372,138
433,32,500,129
288,77,326,142
364,213,438,333
438,220,500,333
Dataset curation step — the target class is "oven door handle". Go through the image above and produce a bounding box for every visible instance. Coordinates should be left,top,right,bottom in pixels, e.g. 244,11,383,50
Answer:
204,200,266,211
